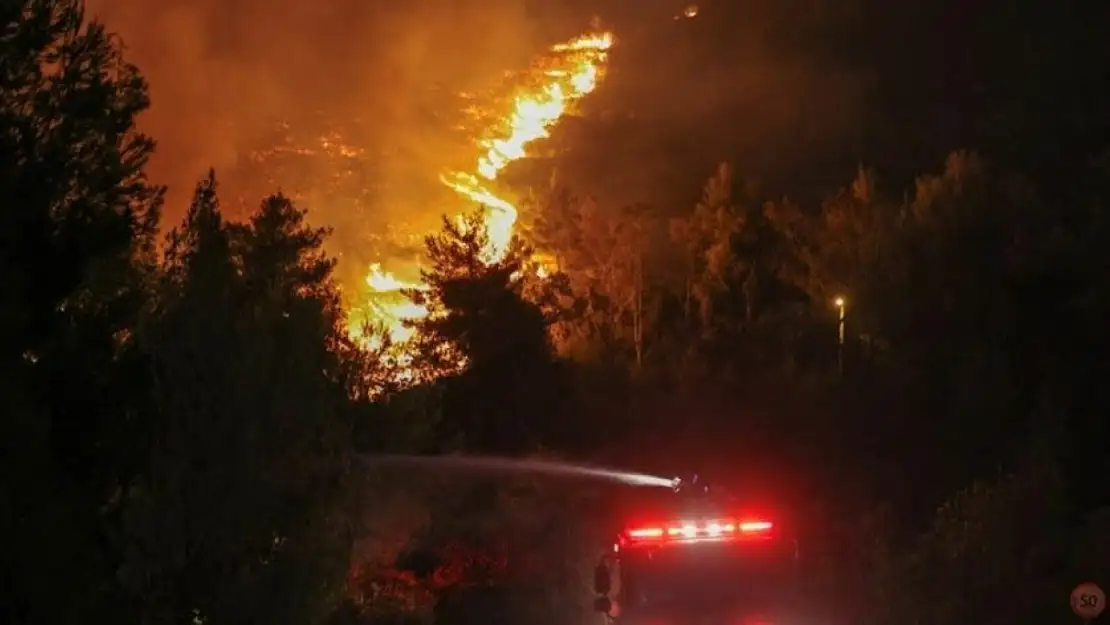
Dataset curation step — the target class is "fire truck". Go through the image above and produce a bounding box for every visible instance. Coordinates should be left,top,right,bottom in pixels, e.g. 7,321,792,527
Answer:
591,475,803,625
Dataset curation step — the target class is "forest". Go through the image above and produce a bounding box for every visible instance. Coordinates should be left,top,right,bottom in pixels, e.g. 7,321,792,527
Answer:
4,2,1110,625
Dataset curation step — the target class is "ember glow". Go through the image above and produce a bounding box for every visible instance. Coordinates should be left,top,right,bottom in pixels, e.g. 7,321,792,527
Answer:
347,31,613,358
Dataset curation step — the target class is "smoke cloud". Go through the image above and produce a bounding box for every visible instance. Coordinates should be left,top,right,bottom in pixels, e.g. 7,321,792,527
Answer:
88,0,551,215
85,0,869,283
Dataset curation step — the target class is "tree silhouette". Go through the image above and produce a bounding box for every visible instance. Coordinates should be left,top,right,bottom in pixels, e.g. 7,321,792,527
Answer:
406,209,572,453
126,177,356,625
0,2,162,622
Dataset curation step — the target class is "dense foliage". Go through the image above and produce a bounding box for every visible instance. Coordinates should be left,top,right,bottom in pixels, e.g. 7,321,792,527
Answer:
3,2,1110,625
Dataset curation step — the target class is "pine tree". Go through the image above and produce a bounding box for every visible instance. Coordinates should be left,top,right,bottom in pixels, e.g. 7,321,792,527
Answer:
128,183,357,625
406,209,571,453
0,2,162,622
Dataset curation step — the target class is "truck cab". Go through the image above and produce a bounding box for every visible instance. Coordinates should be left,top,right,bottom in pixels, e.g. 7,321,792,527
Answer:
592,478,801,625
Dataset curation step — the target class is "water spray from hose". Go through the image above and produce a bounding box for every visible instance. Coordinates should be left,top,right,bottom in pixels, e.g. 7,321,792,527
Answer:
360,454,679,489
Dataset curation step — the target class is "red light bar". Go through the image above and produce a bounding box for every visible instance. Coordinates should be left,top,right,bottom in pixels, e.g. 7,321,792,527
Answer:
623,519,773,544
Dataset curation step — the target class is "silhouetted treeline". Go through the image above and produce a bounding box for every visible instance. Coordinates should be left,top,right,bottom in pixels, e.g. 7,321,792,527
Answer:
4,3,1110,625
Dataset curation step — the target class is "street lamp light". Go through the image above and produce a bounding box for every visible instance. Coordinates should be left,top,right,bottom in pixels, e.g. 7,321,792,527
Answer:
834,296,846,374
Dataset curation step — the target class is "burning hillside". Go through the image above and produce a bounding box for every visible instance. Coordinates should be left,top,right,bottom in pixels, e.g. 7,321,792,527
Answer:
341,31,614,354
223,28,613,378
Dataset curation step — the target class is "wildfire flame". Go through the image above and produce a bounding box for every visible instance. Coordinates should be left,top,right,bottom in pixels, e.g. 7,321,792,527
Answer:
348,31,614,355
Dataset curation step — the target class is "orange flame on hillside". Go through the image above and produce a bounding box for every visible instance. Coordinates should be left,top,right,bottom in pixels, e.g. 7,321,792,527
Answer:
347,31,613,359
